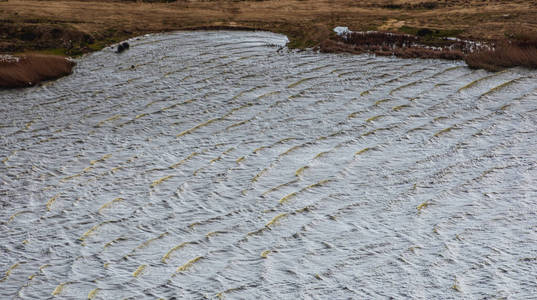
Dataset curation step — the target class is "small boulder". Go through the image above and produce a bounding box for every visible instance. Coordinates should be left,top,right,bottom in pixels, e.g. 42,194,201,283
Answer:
117,44,125,53
117,42,130,53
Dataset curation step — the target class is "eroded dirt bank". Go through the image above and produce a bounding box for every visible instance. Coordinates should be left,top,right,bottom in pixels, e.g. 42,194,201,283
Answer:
0,54,75,88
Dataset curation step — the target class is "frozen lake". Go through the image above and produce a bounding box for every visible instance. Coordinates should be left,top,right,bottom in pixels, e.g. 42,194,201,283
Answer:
1,31,537,299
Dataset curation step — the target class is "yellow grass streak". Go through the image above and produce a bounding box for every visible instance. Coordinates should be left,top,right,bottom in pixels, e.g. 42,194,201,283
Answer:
457,70,509,92
360,90,370,96
287,77,317,88
253,145,267,154
260,250,271,258
103,236,128,249
135,113,148,119
302,179,332,190
255,137,296,155
262,179,299,196
277,179,331,205
417,201,431,212
499,103,511,110
170,152,199,169
295,166,309,177
0,262,21,282
176,118,220,137
362,128,379,136
225,118,252,131
51,282,71,296
287,91,304,100
433,65,464,77
366,115,384,122
390,80,419,95
210,147,235,164
433,126,454,137
40,264,51,272
206,231,226,238
265,213,288,227
313,151,330,159
452,277,462,292
88,288,99,299
479,77,524,98
209,156,221,164
222,147,235,155
161,242,194,263
247,227,265,236
193,167,204,176
188,222,201,229
392,104,411,111
279,145,301,158
231,86,261,101
257,91,281,100
338,71,355,77
347,111,361,119
235,156,245,164
150,175,173,188
96,114,121,127
61,169,86,181
133,264,147,277
131,232,169,254
161,99,196,111
79,221,112,243
7,210,32,224
216,286,248,299
251,167,269,183
374,98,390,106
46,194,59,211
25,120,34,130
90,154,112,165
175,256,203,273
0,149,16,165
223,102,254,118
278,192,297,204
355,147,374,156
98,197,124,214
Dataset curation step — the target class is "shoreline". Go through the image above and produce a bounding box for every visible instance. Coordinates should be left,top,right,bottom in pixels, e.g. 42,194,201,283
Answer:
0,28,532,89
2,0,537,88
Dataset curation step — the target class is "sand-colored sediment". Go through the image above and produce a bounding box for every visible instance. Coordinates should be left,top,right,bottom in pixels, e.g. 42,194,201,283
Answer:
0,54,75,88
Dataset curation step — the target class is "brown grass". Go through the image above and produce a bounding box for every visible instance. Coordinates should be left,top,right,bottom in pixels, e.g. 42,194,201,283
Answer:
320,31,465,61
0,54,75,88
1,0,537,72
465,32,537,71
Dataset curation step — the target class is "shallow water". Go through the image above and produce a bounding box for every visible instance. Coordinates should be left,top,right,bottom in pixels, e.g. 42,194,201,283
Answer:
1,31,537,299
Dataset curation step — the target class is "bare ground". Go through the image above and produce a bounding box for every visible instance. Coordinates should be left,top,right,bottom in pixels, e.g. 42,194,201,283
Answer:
1,0,537,55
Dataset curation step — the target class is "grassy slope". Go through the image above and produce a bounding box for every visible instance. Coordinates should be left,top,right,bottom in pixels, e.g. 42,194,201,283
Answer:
1,0,536,56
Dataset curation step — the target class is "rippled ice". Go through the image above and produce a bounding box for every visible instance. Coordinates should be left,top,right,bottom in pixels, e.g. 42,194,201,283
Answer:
1,31,537,299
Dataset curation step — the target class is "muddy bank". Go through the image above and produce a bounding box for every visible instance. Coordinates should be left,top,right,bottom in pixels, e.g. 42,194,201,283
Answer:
0,54,75,88
321,30,537,72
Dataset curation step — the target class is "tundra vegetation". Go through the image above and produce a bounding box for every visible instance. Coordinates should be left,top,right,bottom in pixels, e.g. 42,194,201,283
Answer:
0,0,536,86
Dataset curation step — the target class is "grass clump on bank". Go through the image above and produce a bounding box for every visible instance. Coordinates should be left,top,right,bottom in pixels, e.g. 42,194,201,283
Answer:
322,28,537,72
465,32,537,71
320,30,467,61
